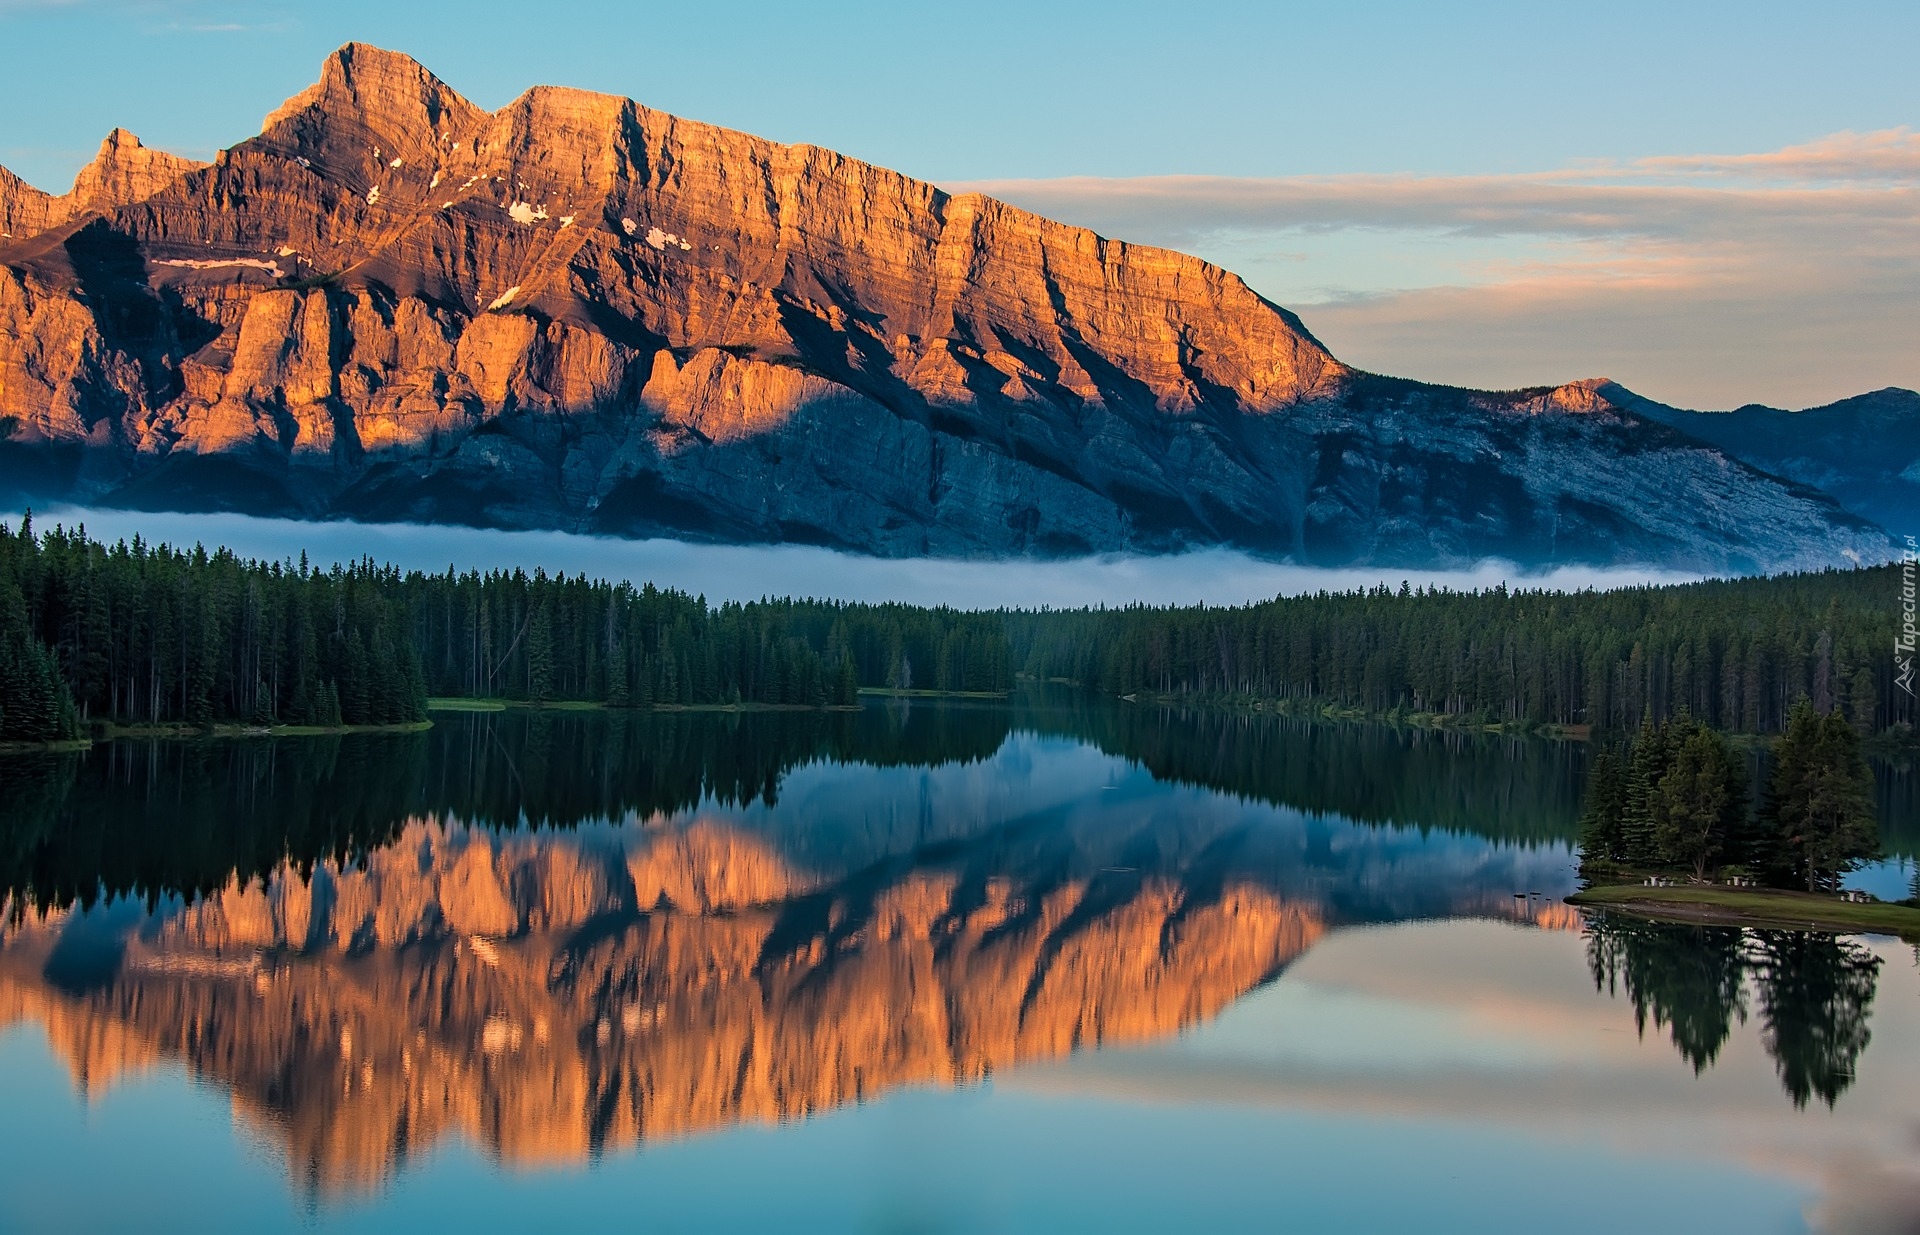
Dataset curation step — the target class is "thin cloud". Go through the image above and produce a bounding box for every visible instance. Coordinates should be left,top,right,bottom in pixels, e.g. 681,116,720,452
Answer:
959,130,1920,408
1629,127,1920,182
959,171,1920,246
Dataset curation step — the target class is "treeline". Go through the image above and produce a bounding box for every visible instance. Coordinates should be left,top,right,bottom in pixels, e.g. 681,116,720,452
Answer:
3,516,430,738
2,514,1909,745
401,579,1009,711
0,517,1011,739
1008,567,1911,736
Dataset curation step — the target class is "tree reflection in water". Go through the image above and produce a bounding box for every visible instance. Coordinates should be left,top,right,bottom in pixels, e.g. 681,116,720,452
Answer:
1747,929,1883,1108
1585,913,1882,1107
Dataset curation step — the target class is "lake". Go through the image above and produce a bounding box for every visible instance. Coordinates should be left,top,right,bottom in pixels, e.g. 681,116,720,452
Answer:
2,700,1916,1233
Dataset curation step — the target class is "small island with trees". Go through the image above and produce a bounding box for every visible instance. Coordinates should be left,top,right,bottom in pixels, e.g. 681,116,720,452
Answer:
1569,700,1920,937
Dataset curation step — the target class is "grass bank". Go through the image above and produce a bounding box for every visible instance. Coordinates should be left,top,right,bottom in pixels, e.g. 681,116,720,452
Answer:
102,720,433,738
0,720,436,751
1568,882,1920,939
1103,688,1590,738
426,698,860,714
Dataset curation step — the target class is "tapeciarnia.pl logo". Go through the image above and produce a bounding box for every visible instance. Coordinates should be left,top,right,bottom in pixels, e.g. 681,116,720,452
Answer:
1900,536,1918,697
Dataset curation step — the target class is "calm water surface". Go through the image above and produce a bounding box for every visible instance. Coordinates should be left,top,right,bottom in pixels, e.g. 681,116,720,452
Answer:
1,701,1916,1233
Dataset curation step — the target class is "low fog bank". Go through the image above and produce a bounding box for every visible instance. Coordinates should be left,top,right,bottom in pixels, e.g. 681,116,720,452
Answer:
15,507,1704,609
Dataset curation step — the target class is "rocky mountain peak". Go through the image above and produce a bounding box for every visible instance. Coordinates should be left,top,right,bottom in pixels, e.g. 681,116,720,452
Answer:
0,127,205,240
67,128,204,215
0,164,51,238
0,44,1894,571
257,41,486,172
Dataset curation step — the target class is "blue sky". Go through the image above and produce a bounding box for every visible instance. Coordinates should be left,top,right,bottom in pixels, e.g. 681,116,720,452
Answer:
3,0,1917,407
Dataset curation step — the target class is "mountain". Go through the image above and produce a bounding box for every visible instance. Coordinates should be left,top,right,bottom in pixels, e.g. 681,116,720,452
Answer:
0,44,1892,571
0,127,204,239
1603,384,1920,539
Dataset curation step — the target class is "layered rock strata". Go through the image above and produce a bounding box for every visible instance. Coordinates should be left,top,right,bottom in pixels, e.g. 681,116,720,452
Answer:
0,45,1890,569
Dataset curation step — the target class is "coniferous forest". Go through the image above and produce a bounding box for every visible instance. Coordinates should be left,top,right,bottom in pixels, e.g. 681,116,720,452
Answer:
0,515,1911,748
0,517,1010,740
1009,567,1910,734
1578,701,1881,889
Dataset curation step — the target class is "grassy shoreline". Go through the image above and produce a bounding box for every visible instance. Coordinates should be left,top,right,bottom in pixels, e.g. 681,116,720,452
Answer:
1106,689,1592,739
0,696,879,753
0,719,435,752
425,697,862,714
1568,882,1920,939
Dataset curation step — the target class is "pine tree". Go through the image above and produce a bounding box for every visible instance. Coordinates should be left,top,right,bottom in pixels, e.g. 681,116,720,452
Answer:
1653,724,1748,880
342,631,371,725
528,601,554,703
1759,700,1879,892
1619,711,1668,865
0,632,77,742
606,642,630,707
1845,667,1876,734
1577,749,1627,865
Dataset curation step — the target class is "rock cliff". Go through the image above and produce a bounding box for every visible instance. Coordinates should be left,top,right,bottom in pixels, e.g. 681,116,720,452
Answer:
0,44,1892,570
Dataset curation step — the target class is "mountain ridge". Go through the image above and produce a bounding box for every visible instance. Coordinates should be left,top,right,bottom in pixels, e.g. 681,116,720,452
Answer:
0,43,1895,571
1599,383,1920,536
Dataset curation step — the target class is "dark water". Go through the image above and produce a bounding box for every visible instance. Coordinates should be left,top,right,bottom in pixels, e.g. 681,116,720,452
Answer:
1,701,1916,1233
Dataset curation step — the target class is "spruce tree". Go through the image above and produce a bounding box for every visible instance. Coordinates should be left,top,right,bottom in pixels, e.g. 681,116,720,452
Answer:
1759,700,1879,892
606,642,630,707
1577,748,1627,866
342,632,371,725
528,602,554,703
1619,711,1667,865
1653,724,1748,880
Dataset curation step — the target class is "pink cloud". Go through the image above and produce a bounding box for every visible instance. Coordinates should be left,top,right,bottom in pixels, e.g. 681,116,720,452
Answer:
957,130,1920,409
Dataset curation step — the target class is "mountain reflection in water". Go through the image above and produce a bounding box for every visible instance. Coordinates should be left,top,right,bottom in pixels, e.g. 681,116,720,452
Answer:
0,703,1913,1223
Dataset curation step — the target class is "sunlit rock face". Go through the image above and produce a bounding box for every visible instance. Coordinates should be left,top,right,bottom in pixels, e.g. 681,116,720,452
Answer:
0,816,1323,1194
0,128,204,239
0,43,1889,570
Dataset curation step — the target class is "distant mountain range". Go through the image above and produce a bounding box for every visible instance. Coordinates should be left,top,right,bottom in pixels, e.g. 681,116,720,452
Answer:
1598,384,1920,540
0,44,1903,571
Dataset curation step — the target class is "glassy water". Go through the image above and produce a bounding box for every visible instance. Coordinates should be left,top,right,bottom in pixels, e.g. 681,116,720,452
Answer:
1,702,1915,1233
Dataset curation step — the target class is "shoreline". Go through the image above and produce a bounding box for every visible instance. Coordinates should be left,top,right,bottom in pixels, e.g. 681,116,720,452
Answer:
1104,689,1592,739
0,696,878,752
426,698,864,714
1567,882,1920,939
